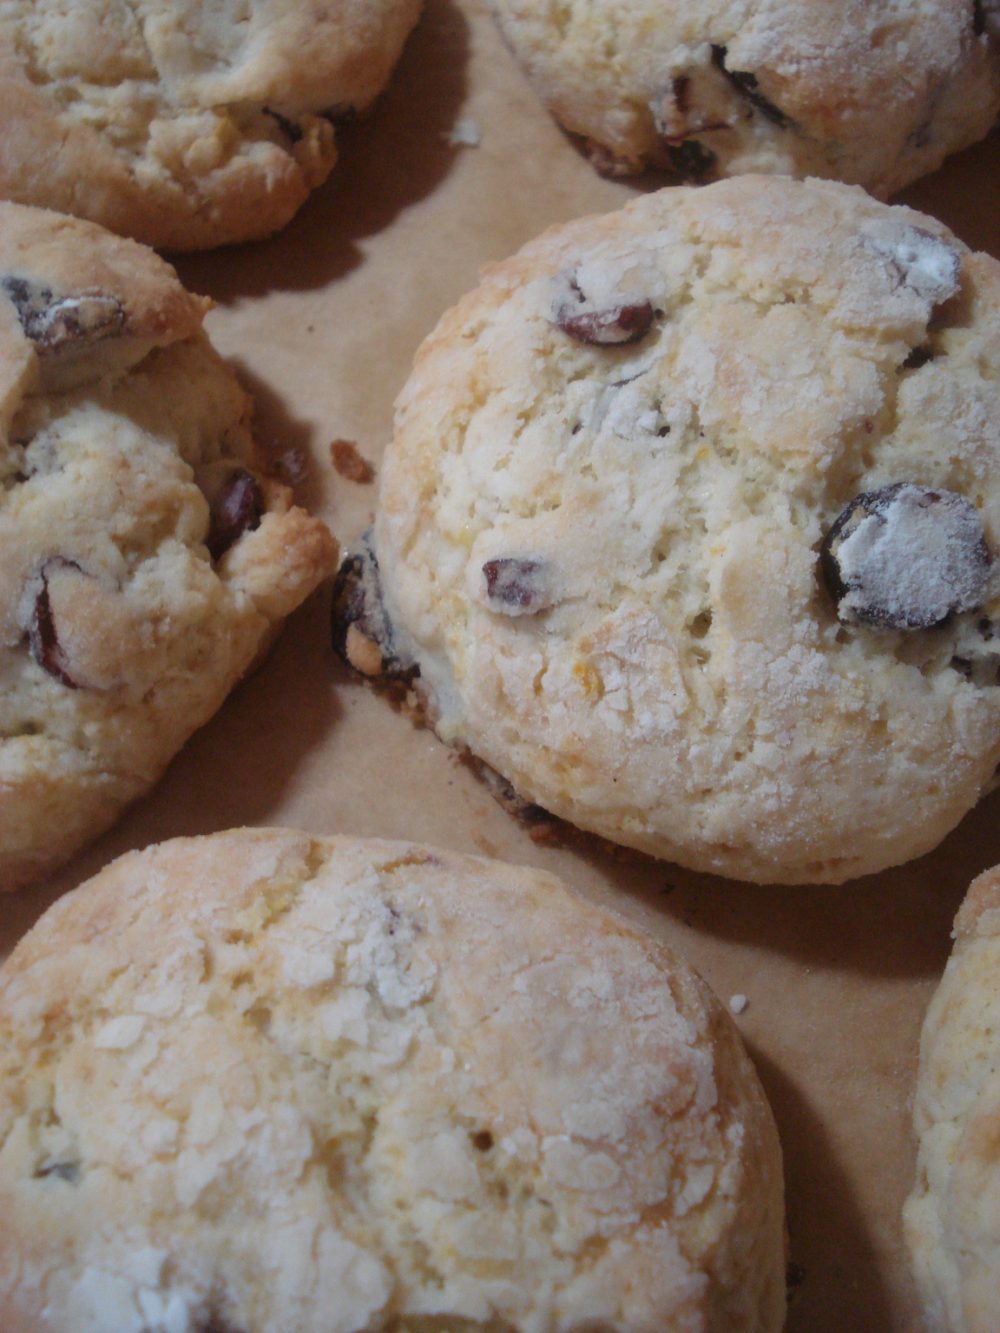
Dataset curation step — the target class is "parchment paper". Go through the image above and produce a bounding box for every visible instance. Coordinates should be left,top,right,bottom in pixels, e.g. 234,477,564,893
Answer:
3,3,1000,1328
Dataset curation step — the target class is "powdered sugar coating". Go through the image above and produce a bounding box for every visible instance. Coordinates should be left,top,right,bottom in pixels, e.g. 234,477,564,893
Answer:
375,176,1000,884
0,828,786,1332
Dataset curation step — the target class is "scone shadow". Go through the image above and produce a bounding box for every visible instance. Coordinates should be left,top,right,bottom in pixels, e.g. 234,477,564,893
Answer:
173,0,472,302
584,788,1000,979
746,1043,900,1333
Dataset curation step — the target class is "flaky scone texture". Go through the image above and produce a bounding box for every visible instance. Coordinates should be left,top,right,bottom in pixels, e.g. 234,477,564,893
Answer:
905,866,1000,1332
0,827,786,1333
0,0,423,250
373,176,1000,884
489,0,1000,195
0,203,337,890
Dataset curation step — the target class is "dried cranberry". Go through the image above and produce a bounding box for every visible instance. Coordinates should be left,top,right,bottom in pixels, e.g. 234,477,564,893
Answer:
207,470,264,560
28,558,85,688
551,273,654,346
821,483,992,629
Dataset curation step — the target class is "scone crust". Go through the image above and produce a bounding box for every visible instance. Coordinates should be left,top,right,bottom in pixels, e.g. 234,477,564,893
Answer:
0,827,786,1332
490,0,1000,196
375,175,1000,884
0,0,423,250
0,203,337,890
905,864,1000,1332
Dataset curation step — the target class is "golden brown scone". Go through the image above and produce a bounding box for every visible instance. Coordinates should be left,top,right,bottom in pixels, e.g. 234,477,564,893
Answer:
0,0,423,251
0,828,787,1332
340,174,1000,885
905,865,1000,1332
0,203,338,890
489,0,1000,196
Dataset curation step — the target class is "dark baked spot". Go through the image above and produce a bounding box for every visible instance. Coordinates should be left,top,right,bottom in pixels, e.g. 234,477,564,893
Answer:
552,274,654,347
262,106,303,144
711,44,792,129
974,1,987,35
907,119,932,150
29,558,86,689
671,74,692,116
663,139,718,182
786,1261,806,1299
330,533,412,677
206,469,264,560
195,1318,246,1333
901,345,935,371
482,558,549,612
471,1129,494,1152
2,276,125,352
321,103,358,129
34,1160,80,1183
820,482,993,630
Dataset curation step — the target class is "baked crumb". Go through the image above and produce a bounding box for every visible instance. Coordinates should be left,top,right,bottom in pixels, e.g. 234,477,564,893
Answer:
330,438,375,483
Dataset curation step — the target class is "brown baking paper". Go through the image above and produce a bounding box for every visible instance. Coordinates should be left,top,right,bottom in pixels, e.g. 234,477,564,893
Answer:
3,3,1000,1328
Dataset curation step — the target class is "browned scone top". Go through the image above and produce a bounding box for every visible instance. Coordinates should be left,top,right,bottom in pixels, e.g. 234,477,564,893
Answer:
0,203,338,890
0,827,787,1332
0,0,423,251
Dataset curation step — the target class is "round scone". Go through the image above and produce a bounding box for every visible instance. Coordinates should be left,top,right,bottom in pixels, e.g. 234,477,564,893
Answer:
0,0,422,251
489,0,1000,195
905,865,1000,1332
0,827,787,1332
0,203,338,890
343,174,1000,885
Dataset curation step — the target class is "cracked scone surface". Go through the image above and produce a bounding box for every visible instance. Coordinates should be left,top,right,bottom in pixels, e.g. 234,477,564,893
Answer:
489,0,1000,195
0,827,786,1333
0,202,338,890
371,175,1000,884
905,866,1000,1333
0,0,422,250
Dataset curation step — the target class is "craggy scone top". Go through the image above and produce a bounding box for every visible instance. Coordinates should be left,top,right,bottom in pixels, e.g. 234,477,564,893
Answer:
906,866,1000,1333
490,0,1000,194
370,176,1000,884
0,0,423,249
0,203,337,890
0,828,786,1332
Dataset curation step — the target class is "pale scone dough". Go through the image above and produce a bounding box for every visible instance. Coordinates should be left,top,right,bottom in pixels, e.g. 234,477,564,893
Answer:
905,865,1000,1333
0,201,337,890
0,0,423,250
357,175,1000,885
489,0,1000,195
0,827,787,1332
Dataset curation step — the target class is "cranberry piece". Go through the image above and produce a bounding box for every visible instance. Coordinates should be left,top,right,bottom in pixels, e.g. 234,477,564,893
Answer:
207,470,264,560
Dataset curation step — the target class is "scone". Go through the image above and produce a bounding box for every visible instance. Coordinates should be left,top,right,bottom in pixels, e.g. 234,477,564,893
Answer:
337,175,1000,885
905,865,1000,1333
489,0,1000,195
0,202,337,890
0,0,423,251
0,827,787,1332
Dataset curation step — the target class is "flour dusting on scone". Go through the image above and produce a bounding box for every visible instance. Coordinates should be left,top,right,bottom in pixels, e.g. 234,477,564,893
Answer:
0,827,787,1332
489,0,1000,196
905,865,1000,1332
0,0,423,250
0,203,337,890
343,175,1000,885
